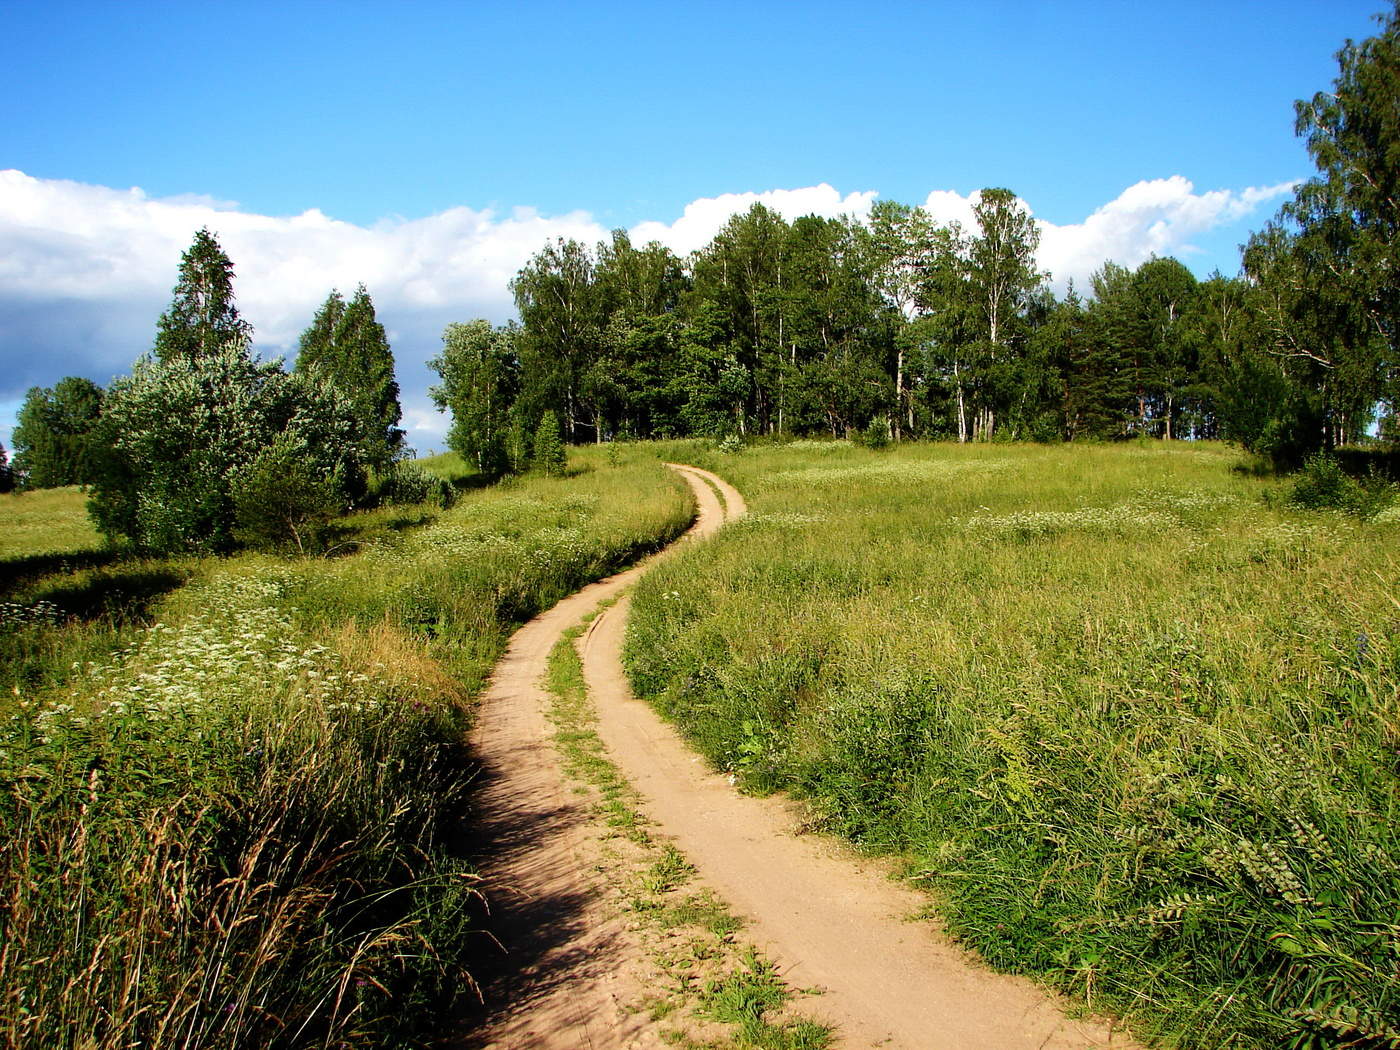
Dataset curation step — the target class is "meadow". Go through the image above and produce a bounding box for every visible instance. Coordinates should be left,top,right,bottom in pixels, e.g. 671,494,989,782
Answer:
0,450,693,1049
626,440,1400,1050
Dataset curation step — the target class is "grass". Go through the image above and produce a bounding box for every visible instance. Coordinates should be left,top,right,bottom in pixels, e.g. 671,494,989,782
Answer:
0,486,104,560
625,438,1400,1050
0,447,695,1049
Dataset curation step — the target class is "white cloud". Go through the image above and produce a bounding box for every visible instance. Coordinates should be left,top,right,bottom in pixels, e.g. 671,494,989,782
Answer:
919,176,1296,294
0,169,1292,449
631,183,880,255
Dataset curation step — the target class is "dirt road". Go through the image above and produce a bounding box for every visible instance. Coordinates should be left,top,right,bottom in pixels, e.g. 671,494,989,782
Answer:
461,463,1141,1049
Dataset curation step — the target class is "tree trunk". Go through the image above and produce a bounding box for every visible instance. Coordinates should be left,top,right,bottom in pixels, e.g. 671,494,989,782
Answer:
894,345,904,442
955,360,967,443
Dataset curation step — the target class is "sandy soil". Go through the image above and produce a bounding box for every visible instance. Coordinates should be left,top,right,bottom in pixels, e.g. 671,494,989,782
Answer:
458,463,1143,1049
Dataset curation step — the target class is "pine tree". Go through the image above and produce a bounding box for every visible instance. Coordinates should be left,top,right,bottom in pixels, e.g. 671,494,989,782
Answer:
153,228,251,362
295,284,404,471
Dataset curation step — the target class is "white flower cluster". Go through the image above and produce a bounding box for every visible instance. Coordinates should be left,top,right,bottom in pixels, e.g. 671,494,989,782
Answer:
0,600,64,630
961,504,1175,539
1136,488,1241,514
527,526,591,567
404,525,522,561
767,459,1012,486
20,569,386,746
1245,521,1343,564
730,512,828,531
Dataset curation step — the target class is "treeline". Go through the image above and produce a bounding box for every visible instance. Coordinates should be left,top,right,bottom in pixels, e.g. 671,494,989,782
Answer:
436,7,1398,469
438,196,1391,467
9,229,421,554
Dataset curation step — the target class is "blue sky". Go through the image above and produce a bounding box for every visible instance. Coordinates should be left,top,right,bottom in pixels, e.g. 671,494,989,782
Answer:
0,0,1389,451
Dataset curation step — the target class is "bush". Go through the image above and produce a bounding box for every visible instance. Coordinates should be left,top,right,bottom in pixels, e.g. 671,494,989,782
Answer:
231,434,346,553
1332,443,1400,481
89,345,365,554
533,411,567,477
859,417,891,450
376,462,457,509
1287,453,1395,518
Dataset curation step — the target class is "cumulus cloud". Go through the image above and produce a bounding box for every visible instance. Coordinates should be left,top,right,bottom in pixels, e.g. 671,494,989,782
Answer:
631,184,880,255
921,176,1296,293
0,169,1292,449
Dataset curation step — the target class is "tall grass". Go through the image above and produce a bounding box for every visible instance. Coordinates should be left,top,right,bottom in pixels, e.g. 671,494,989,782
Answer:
626,440,1400,1049
0,451,693,1049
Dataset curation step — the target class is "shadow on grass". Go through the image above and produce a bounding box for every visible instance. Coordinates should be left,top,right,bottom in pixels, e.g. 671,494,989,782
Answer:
35,566,194,623
451,472,499,494
0,548,124,598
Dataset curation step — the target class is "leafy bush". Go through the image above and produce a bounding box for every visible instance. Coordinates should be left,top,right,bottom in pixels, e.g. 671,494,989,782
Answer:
231,434,347,552
1287,453,1395,518
89,345,365,554
533,410,567,477
859,416,891,450
375,462,457,509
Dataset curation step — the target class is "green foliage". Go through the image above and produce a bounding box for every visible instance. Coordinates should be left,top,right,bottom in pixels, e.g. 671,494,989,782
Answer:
89,345,365,554
230,433,346,552
627,441,1400,1048
373,461,457,509
152,228,250,363
295,284,405,471
859,416,891,449
512,237,601,443
0,442,12,494
429,320,519,477
533,409,567,476
11,377,104,488
1287,453,1396,518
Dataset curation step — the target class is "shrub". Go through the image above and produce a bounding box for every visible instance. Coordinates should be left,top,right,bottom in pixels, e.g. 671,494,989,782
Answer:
230,434,346,552
1287,453,1395,518
89,345,365,554
859,416,891,450
376,461,457,509
533,410,567,477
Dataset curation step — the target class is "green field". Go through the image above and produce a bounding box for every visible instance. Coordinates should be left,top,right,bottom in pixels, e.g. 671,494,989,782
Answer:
5,439,1397,1049
0,450,692,1050
627,439,1400,1049
0,485,104,560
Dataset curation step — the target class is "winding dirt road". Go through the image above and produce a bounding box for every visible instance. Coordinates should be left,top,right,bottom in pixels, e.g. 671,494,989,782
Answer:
460,464,1141,1049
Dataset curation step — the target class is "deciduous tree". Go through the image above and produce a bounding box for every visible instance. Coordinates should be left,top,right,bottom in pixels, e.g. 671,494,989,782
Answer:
429,320,520,477
11,376,104,488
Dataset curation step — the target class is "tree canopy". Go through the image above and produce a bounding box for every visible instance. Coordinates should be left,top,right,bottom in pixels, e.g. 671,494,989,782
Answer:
11,377,104,488
295,285,405,471
153,228,251,363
